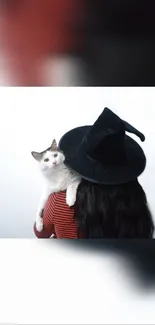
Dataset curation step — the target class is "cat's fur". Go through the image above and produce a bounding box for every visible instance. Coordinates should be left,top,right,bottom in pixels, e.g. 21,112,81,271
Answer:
31,139,81,232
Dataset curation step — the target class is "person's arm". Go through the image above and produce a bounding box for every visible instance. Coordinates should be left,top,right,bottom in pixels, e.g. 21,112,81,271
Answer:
33,222,55,238
33,193,56,238
33,191,77,239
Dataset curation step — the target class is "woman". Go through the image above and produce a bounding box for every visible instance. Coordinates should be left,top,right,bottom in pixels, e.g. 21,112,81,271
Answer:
34,108,154,238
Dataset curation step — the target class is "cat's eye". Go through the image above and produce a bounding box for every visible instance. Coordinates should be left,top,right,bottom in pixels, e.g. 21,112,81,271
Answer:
44,158,49,162
54,154,58,158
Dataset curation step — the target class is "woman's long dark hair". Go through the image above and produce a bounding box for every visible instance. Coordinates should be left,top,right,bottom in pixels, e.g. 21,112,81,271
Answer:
74,179,154,238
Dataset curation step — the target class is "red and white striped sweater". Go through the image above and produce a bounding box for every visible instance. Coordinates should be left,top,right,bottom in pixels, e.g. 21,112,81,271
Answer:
33,191,80,238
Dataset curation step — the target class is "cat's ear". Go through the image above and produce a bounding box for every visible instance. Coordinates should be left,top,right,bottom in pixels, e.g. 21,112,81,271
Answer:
51,139,58,151
31,151,43,161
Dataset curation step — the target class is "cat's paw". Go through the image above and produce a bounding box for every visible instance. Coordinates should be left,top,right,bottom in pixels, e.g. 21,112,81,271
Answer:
36,217,43,232
66,192,76,207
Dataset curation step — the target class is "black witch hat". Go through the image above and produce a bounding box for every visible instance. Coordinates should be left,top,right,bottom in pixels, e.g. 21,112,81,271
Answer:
59,108,146,184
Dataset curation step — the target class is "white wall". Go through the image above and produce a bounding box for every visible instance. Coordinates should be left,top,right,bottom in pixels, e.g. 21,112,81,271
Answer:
0,87,155,237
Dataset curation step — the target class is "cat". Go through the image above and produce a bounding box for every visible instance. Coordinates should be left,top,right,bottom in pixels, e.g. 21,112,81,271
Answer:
31,139,81,232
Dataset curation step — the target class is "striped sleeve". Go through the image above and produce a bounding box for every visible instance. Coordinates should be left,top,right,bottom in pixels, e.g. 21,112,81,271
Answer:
33,194,56,238
51,191,79,238
34,191,79,239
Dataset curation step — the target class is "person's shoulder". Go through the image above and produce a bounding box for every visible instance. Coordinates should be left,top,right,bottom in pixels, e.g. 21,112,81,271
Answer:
51,191,66,201
45,191,67,213
55,191,66,197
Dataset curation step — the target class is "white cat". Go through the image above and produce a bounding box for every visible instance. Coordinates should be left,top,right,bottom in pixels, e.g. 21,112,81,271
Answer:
31,139,81,232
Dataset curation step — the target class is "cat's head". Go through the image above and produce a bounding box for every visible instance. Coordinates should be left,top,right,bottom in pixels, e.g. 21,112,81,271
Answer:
31,139,65,173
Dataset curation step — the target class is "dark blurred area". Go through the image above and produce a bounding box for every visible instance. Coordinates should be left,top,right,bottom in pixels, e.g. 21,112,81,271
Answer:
64,240,155,290
83,0,155,86
0,0,155,85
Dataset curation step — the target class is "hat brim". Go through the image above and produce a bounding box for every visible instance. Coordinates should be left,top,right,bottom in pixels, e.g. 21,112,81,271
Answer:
59,126,146,184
